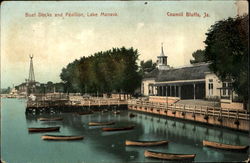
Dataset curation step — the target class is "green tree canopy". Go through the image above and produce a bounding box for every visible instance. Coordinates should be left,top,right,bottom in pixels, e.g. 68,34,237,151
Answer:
204,15,248,104
190,49,206,64
139,59,157,75
60,47,141,94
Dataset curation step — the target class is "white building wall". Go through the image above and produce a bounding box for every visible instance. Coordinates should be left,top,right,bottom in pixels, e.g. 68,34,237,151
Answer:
205,72,222,99
142,79,155,96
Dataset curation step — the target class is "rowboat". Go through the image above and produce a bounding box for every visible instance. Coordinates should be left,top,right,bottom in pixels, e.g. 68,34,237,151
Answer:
28,127,60,133
144,150,196,160
42,135,84,140
38,117,63,121
88,121,115,126
78,111,93,115
203,140,249,151
126,140,168,146
102,126,135,132
102,109,108,113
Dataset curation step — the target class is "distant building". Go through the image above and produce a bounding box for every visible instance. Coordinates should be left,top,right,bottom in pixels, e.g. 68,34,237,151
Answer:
16,81,40,95
141,44,239,103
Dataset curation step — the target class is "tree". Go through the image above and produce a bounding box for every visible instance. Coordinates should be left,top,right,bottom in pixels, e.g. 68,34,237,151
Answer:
60,47,141,95
190,49,206,64
204,15,248,107
139,59,156,75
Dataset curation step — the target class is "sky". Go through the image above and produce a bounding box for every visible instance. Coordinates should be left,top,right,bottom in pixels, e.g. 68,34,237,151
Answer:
1,1,248,88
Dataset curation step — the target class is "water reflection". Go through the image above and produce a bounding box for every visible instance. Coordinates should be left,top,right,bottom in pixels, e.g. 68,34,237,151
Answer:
1,98,249,163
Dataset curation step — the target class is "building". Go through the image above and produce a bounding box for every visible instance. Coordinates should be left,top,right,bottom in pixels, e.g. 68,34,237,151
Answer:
141,44,240,106
16,81,40,95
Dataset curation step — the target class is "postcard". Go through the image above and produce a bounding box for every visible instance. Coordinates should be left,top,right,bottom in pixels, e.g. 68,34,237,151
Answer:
1,1,249,163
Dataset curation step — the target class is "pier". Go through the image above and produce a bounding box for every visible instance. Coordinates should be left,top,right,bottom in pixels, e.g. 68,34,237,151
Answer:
26,93,128,114
128,99,250,132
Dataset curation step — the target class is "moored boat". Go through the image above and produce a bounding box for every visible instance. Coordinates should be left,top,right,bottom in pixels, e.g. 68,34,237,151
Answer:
102,109,108,113
28,127,60,133
88,121,115,126
203,140,249,151
125,140,169,146
144,150,196,160
42,135,84,140
78,111,93,115
102,126,135,132
38,117,63,121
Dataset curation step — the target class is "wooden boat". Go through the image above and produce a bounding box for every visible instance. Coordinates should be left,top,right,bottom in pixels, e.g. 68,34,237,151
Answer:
28,127,60,133
42,135,84,140
144,150,196,160
102,126,135,132
126,140,169,146
203,140,249,151
88,121,115,126
78,111,93,115
102,109,108,113
38,117,63,121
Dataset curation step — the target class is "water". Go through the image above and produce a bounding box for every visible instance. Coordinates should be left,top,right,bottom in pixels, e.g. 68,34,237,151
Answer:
1,98,249,163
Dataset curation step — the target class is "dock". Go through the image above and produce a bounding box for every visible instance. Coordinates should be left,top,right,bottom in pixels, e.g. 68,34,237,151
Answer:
128,99,250,132
26,93,128,114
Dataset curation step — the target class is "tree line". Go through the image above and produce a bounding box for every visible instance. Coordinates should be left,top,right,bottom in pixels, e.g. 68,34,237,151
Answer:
60,47,142,95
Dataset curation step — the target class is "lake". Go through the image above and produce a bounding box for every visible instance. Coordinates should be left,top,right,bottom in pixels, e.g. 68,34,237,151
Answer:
1,98,249,163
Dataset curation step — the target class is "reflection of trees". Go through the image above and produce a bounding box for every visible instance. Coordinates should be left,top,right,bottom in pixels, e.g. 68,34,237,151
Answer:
25,110,144,162
86,112,144,162
25,109,248,162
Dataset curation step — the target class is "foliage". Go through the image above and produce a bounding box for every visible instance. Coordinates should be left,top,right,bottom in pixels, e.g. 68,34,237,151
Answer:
139,60,157,75
0,87,11,94
190,49,206,64
60,47,141,94
204,15,248,103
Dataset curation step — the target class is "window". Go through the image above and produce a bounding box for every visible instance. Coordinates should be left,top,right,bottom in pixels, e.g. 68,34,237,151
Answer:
208,81,213,96
222,82,227,95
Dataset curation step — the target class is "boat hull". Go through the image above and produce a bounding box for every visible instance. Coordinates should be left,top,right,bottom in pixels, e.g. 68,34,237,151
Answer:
203,140,249,151
126,140,168,146
88,121,115,126
38,118,63,121
78,111,93,115
102,126,135,132
42,135,84,140
28,127,60,133
144,150,196,160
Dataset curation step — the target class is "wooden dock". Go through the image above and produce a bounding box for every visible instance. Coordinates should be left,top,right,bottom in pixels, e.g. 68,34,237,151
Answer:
26,94,128,114
128,99,250,132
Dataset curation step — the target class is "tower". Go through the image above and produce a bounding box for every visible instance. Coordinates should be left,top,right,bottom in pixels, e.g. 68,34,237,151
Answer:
28,54,35,82
27,55,36,94
157,43,169,70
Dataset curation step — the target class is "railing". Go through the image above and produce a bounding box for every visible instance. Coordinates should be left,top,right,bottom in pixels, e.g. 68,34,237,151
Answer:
128,99,250,121
27,97,128,108
70,98,128,106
